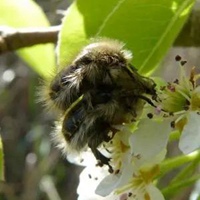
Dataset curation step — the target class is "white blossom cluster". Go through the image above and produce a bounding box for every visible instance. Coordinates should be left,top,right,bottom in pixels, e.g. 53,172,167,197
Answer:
68,59,200,200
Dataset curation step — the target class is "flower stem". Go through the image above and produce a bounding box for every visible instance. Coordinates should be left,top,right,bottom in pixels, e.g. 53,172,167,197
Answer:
160,151,200,176
162,174,200,197
159,151,200,198
171,157,200,184
169,130,181,141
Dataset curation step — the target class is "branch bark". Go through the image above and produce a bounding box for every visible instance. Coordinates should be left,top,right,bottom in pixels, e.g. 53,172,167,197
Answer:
0,25,60,54
0,10,200,54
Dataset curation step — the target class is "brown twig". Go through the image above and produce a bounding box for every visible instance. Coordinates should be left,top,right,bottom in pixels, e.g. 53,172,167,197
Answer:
0,25,60,54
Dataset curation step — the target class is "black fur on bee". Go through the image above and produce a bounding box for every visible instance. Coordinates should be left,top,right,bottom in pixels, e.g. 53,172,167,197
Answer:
41,38,157,168
62,98,112,168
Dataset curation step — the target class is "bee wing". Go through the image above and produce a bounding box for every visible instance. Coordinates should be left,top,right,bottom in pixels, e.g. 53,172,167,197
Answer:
62,95,85,137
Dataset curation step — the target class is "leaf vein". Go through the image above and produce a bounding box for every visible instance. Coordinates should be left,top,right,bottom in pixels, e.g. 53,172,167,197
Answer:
138,0,193,73
95,0,126,36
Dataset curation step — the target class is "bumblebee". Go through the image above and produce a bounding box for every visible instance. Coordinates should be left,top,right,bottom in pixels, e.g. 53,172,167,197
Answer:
40,38,157,169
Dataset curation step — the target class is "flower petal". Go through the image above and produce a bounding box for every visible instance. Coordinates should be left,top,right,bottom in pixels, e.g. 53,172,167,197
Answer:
95,174,120,197
96,162,134,196
179,111,200,154
67,149,97,166
77,165,110,200
129,118,171,166
147,184,165,200
141,148,167,169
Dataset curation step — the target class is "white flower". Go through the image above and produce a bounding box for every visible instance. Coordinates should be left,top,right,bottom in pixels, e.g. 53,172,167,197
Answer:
96,149,166,200
159,62,200,154
76,129,133,200
94,118,170,200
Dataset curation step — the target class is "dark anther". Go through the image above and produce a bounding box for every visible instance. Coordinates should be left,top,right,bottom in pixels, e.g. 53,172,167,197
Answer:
160,86,166,91
147,113,153,119
175,55,182,61
128,193,133,197
180,60,187,66
167,84,175,92
170,121,175,128
173,79,179,84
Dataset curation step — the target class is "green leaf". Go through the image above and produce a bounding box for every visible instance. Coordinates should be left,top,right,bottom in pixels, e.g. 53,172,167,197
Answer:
58,0,194,75
0,137,4,181
0,0,55,77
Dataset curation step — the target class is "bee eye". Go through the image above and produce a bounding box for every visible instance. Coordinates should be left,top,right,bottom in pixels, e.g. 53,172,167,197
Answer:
81,57,93,65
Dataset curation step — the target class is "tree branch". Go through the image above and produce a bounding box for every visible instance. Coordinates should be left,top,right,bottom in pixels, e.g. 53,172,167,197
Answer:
0,25,60,54
0,10,200,54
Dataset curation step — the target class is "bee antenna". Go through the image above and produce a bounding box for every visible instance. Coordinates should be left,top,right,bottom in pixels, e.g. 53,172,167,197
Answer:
138,95,167,113
137,95,157,108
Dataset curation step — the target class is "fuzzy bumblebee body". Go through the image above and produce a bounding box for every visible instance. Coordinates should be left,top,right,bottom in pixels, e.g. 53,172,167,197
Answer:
41,38,156,167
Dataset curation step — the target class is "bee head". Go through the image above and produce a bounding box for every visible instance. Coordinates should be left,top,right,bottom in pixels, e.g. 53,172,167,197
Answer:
74,38,132,68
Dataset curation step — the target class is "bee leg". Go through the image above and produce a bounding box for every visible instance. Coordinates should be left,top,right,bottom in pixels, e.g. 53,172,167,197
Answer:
88,142,113,173
87,118,114,173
